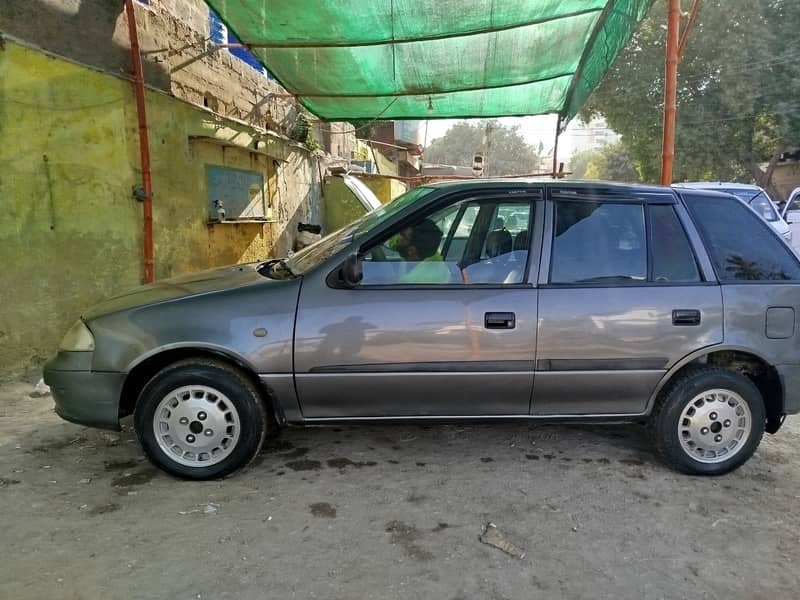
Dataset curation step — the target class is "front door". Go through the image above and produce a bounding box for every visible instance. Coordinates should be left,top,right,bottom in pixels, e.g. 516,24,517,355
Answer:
533,190,723,415
293,190,542,418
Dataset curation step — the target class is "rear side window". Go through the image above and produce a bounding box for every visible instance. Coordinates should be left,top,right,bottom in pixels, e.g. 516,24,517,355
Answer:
684,193,800,281
551,201,647,283
649,205,700,283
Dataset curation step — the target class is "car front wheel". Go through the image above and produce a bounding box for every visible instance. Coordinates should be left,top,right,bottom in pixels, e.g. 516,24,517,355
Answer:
650,367,765,475
134,358,268,479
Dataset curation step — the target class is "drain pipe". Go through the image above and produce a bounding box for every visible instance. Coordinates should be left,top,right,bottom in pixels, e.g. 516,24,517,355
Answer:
124,0,155,283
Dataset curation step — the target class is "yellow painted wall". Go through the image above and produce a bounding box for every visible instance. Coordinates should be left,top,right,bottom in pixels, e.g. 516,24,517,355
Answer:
362,147,407,203
363,176,407,204
322,175,408,234
0,41,313,374
323,177,369,232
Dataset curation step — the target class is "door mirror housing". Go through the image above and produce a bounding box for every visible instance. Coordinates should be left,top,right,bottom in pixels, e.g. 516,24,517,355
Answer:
341,253,363,287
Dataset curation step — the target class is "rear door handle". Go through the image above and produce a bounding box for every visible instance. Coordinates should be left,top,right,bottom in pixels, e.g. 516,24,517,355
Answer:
672,309,701,326
485,312,516,329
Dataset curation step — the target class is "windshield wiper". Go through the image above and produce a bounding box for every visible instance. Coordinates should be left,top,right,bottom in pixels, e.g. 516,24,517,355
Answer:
745,191,764,203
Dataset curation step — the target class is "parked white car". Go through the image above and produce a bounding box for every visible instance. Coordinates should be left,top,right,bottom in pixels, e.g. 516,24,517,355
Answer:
674,182,792,243
780,187,800,245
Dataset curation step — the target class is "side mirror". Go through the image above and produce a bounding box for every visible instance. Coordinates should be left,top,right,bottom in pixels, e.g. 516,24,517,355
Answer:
341,253,363,288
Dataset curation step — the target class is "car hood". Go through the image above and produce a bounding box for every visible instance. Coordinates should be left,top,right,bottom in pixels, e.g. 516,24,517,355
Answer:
83,263,272,320
340,174,382,211
770,219,790,235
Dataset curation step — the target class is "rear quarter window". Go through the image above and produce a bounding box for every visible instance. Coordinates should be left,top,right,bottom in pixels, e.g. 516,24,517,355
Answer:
683,193,800,281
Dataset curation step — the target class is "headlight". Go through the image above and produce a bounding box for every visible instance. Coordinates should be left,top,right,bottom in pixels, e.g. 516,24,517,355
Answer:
60,320,95,351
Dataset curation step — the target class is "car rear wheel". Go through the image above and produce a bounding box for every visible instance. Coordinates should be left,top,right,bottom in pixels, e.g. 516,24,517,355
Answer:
650,367,765,475
134,359,268,479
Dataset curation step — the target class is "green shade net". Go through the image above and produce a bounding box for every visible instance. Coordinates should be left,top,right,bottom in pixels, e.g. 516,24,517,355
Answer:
205,0,653,121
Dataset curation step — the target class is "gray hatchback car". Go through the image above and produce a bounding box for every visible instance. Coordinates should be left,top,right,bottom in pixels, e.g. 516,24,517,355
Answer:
45,180,800,479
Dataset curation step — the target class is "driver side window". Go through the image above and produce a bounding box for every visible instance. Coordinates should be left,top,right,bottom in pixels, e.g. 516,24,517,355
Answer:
360,197,534,286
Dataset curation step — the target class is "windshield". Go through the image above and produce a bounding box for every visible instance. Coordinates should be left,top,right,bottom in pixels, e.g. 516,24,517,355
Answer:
723,189,779,222
284,186,436,275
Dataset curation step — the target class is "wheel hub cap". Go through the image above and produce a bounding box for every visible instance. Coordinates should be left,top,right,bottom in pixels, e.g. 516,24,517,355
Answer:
678,388,752,464
153,385,241,467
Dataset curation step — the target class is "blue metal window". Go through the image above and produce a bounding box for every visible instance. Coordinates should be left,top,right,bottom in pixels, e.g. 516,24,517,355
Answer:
209,10,273,79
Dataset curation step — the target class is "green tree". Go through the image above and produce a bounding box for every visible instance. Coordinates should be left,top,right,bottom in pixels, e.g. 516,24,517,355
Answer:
568,147,600,179
424,120,546,176
582,0,800,196
583,142,641,182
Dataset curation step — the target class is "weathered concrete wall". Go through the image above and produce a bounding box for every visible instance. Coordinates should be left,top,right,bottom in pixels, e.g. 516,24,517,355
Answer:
0,41,325,373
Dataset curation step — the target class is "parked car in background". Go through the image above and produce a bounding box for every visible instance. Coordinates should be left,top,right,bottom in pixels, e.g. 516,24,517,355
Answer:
673,182,792,244
45,180,800,480
780,187,800,245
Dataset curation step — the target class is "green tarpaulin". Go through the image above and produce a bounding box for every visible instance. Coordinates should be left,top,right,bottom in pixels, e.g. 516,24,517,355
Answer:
205,0,653,121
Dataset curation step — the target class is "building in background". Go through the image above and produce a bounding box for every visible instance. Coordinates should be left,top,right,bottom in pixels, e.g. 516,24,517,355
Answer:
769,150,800,201
0,0,357,374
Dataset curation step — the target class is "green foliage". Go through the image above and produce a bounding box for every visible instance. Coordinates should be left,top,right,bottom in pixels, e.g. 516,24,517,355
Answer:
568,147,599,179
423,120,546,176
290,113,311,143
582,142,641,182
582,0,800,192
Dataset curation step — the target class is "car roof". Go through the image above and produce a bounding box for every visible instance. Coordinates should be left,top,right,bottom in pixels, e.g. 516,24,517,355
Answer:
422,178,669,195
673,181,764,192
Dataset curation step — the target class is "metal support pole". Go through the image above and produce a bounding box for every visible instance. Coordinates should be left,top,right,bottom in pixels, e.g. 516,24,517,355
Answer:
124,0,155,283
552,115,562,178
660,0,681,186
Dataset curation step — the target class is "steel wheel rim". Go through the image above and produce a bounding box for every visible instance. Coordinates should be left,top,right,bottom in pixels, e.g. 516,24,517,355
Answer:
678,388,752,464
153,385,241,467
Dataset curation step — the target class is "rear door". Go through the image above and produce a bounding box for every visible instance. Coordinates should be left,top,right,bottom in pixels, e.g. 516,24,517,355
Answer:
533,186,723,415
293,187,543,418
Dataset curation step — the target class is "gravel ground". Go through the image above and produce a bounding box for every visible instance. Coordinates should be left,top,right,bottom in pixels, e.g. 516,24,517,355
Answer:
1,375,799,600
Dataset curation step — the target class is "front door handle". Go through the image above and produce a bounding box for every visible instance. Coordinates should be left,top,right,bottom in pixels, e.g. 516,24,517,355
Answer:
485,312,516,329
672,309,701,326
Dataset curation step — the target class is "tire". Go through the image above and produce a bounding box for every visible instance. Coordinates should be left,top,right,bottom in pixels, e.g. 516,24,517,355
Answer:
650,367,765,475
134,358,268,480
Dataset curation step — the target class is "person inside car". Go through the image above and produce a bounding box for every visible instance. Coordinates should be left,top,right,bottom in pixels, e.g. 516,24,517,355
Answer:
394,219,451,284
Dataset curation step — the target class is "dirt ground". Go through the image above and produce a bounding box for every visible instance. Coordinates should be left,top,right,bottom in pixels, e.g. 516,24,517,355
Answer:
1,374,799,600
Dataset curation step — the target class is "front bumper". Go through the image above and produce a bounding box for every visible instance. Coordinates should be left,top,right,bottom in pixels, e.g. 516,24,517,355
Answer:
43,352,125,431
